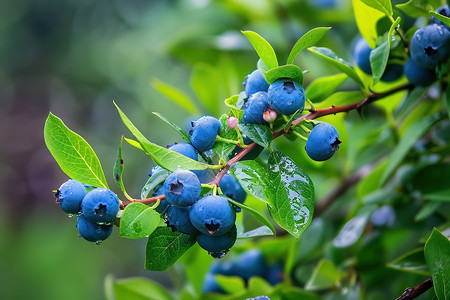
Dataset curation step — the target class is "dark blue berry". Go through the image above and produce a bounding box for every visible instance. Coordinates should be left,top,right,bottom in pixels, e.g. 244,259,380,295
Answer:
233,249,267,280
265,263,284,285
404,58,436,86
81,188,120,223
163,168,201,208
431,5,450,28
168,142,198,161
189,195,236,236
410,24,450,69
197,225,237,258
166,205,199,235
56,179,87,214
353,37,372,74
189,116,222,152
219,173,246,204
268,80,305,115
202,273,225,294
244,69,269,97
305,123,341,161
381,64,403,82
242,91,270,125
370,205,396,227
77,215,113,242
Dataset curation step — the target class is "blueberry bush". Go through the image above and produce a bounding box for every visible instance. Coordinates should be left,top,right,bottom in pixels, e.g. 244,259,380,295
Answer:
43,1,449,299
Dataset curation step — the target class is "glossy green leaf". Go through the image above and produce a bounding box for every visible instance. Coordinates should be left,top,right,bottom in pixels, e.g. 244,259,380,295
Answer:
141,166,169,199
237,226,274,239
381,112,444,184
112,277,174,300
113,136,125,192
315,91,365,109
213,114,238,160
361,0,392,17
145,226,196,271
387,248,430,276
231,161,272,204
308,47,365,88
287,27,331,64
265,64,303,85
306,73,348,102
114,102,219,171
151,78,200,115
257,58,269,75
241,31,278,69
333,215,368,248
267,151,315,239
44,113,108,188
227,198,276,235
120,202,160,239
215,275,246,294
396,0,441,18
224,94,244,120
424,228,450,300
152,112,191,142
190,63,221,116
353,0,385,47
304,259,342,291
430,11,450,27
240,123,272,148
370,17,401,84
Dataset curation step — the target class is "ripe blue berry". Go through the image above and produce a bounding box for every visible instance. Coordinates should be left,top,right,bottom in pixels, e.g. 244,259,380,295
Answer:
233,249,267,280
305,123,341,161
244,69,269,97
168,142,198,161
353,37,372,74
81,188,120,223
268,80,305,115
197,225,237,258
219,173,246,204
56,179,87,214
432,5,450,28
153,185,169,215
202,273,225,294
404,58,437,86
265,263,284,285
381,64,403,82
166,205,199,235
242,91,270,124
77,215,113,242
163,169,201,208
189,195,236,236
410,24,450,69
189,116,222,152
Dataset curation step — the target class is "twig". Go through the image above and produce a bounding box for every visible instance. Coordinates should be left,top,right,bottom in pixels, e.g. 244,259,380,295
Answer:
396,277,433,300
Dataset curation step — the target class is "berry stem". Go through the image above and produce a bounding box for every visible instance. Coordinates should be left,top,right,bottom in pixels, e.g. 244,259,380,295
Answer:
291,130,308,142
215,135,240,145
305,97,316,112
121,194,165,208
395,277,433,300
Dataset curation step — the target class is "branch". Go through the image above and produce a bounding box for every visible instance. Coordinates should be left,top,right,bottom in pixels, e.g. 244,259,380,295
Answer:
396,277,433,300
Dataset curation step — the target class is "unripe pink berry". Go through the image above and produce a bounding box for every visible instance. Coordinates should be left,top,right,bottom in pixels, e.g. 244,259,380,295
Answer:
263,109,277,123
227,116,239,129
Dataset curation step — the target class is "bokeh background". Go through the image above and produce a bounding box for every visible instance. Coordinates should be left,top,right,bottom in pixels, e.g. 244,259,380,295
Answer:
0,0,439,299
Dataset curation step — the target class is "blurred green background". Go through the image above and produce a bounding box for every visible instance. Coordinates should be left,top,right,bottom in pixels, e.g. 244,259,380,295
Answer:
1,0,441,299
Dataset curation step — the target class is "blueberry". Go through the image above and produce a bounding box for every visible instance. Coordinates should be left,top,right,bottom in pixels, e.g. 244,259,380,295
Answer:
230,135,264,161
410,24,450,69
153,185,169,215
353,37,372,74
202,273,225,294
168,142,198,161
381,64,403,82
189,195,236,236
370,205,396,227
244,69,269,97
163,168,201,207
77,215,113,242
233,249,267,280
267,80,305,115
265,263,284,285
404,58,437,86
166,205,199,235
431,5,450,28
305,122,341,161
189,116,222,152
192,168,215,184
197,225,237,258
81,188,120,223
242,91,270,125
55,179,87,214
248,297,270,300
219,173,246,204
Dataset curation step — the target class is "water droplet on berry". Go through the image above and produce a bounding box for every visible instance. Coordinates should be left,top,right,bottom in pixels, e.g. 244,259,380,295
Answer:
76,211,83,216
67,214,74,218
95,241,102,245
198,206,204,212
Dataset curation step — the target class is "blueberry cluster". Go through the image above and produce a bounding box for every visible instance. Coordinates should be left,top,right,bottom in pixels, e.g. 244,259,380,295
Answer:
55,180,120,243
203,249,284,294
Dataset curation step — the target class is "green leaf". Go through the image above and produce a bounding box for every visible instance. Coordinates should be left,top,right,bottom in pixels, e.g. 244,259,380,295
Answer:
304,259,342,291
152,112,191,142
114,102,219,171
308,47,365,88
411,164,450,202
333,215,368,248
44,113,108,188
415,202,441,221
267,151,315,239
315,91,365,109
265,64,303,85
113,136,125,192
141,167,169,199
237,226,274,239
241,31,278,69
240,124,272,148
445,77,450,119
145,226,196,271
387,248,430,276
257,58,269,75
353,0,385,47
370,17,401,84
306,73,348,102
381,113,444,184
424,228,450,300
151,78,200,115
224,94,244,120
190,63,222,116
112,277,174,300
120,202,160,239
227,198,276,236
213,114,239,160
430,11,450,27
396,0,441,18
287,27,331,64
215,275,246,294
361,0,392,17
231,161,272,204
